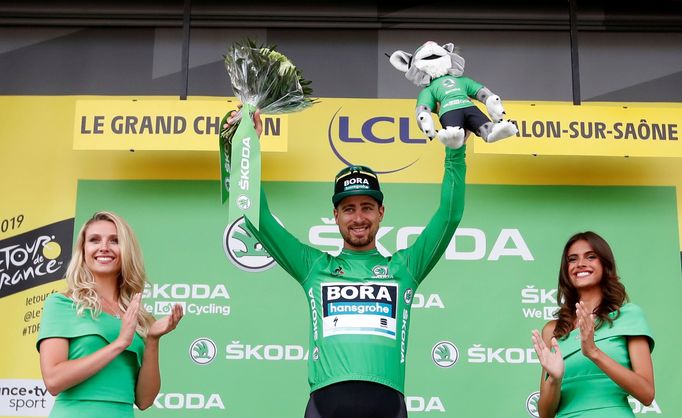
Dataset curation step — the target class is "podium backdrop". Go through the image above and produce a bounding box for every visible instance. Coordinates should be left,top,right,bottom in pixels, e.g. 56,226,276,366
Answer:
1,96,681,417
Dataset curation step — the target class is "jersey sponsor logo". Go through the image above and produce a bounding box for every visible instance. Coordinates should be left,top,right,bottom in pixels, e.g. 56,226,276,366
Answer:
223,217,276,272
403,288,413,304
400,308,409,362
321,283,398,339
441,78,457,89
431,341,459,368
308,287,319,341
442,99,471,108
371,265,392,279
344,177,370,189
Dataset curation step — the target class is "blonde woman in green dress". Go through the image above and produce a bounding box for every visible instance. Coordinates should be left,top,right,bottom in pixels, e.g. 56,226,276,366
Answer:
531,231,655,418
37,211,184,417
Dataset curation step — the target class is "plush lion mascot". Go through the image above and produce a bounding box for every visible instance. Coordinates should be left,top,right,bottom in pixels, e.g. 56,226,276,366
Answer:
390,41,518,149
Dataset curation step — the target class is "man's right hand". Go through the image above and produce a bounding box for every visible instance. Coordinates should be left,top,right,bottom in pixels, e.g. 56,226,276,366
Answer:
226,106,263,137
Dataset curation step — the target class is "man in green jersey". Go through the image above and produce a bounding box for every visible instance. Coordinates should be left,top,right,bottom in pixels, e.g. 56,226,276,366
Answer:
230,109,466,418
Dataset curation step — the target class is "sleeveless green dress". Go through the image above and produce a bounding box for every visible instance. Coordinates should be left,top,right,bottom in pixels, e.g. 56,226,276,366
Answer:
37,293,145,418
556,303,654,418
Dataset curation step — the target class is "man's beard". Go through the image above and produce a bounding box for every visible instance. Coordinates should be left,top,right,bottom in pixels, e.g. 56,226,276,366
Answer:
340,228,375,249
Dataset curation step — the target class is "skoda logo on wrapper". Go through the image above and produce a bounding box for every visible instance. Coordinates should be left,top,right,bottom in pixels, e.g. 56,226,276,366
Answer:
223,217,276,272
525,391,540,417
189,337,217,365
236,195,251,210
431,341,459,368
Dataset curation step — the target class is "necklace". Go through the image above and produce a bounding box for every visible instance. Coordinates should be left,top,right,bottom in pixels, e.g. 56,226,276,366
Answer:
101,297,122,319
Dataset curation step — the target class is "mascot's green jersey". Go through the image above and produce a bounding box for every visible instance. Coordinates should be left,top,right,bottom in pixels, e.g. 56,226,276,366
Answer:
245,146,466,394
417,75,483,117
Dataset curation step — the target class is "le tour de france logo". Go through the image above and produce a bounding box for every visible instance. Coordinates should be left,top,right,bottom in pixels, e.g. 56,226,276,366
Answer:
0,219,74,298
223,216,276,272
327,107,430,174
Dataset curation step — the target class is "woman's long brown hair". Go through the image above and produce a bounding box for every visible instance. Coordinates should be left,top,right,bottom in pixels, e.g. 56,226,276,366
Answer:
553,231,629,340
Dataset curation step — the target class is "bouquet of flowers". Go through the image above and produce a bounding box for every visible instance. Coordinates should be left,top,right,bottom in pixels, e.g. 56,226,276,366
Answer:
219,39,316,227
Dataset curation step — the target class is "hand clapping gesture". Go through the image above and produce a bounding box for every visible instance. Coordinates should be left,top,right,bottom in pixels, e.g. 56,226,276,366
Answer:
147,302,184,340
116,293,184,346
532,329,564,382
576,301,600,359
116,293,143,348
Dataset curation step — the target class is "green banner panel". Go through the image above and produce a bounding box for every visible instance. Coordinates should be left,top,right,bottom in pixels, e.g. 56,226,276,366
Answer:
74,180,681,417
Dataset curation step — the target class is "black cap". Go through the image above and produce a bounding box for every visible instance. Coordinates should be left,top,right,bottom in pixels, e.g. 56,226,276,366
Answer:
332,165,384,207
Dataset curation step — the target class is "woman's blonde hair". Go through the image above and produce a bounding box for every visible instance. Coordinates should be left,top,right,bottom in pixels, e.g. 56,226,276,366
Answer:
65,211,154,336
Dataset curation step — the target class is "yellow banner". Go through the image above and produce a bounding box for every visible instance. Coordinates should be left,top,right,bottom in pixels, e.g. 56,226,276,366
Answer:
478,101,681,157
73,99,288,152
73,98,680,158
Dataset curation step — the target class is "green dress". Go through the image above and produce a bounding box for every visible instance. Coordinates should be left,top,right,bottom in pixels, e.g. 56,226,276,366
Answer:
37,293,145,418
556,303,654,418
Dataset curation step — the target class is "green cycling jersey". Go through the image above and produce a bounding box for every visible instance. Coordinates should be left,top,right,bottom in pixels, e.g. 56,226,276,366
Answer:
417,75,483,116
245,146,466,393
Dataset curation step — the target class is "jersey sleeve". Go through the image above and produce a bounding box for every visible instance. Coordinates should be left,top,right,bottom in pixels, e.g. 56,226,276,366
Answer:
416,86,437,111
244,187,325,284
463,76,484,98
399,145,466,284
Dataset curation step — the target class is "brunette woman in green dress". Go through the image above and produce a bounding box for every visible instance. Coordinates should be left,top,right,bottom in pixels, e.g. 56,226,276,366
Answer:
37,211,184,417
531,231,655,418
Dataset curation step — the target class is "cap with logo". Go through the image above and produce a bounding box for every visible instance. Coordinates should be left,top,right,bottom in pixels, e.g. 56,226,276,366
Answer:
332,165,384,207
